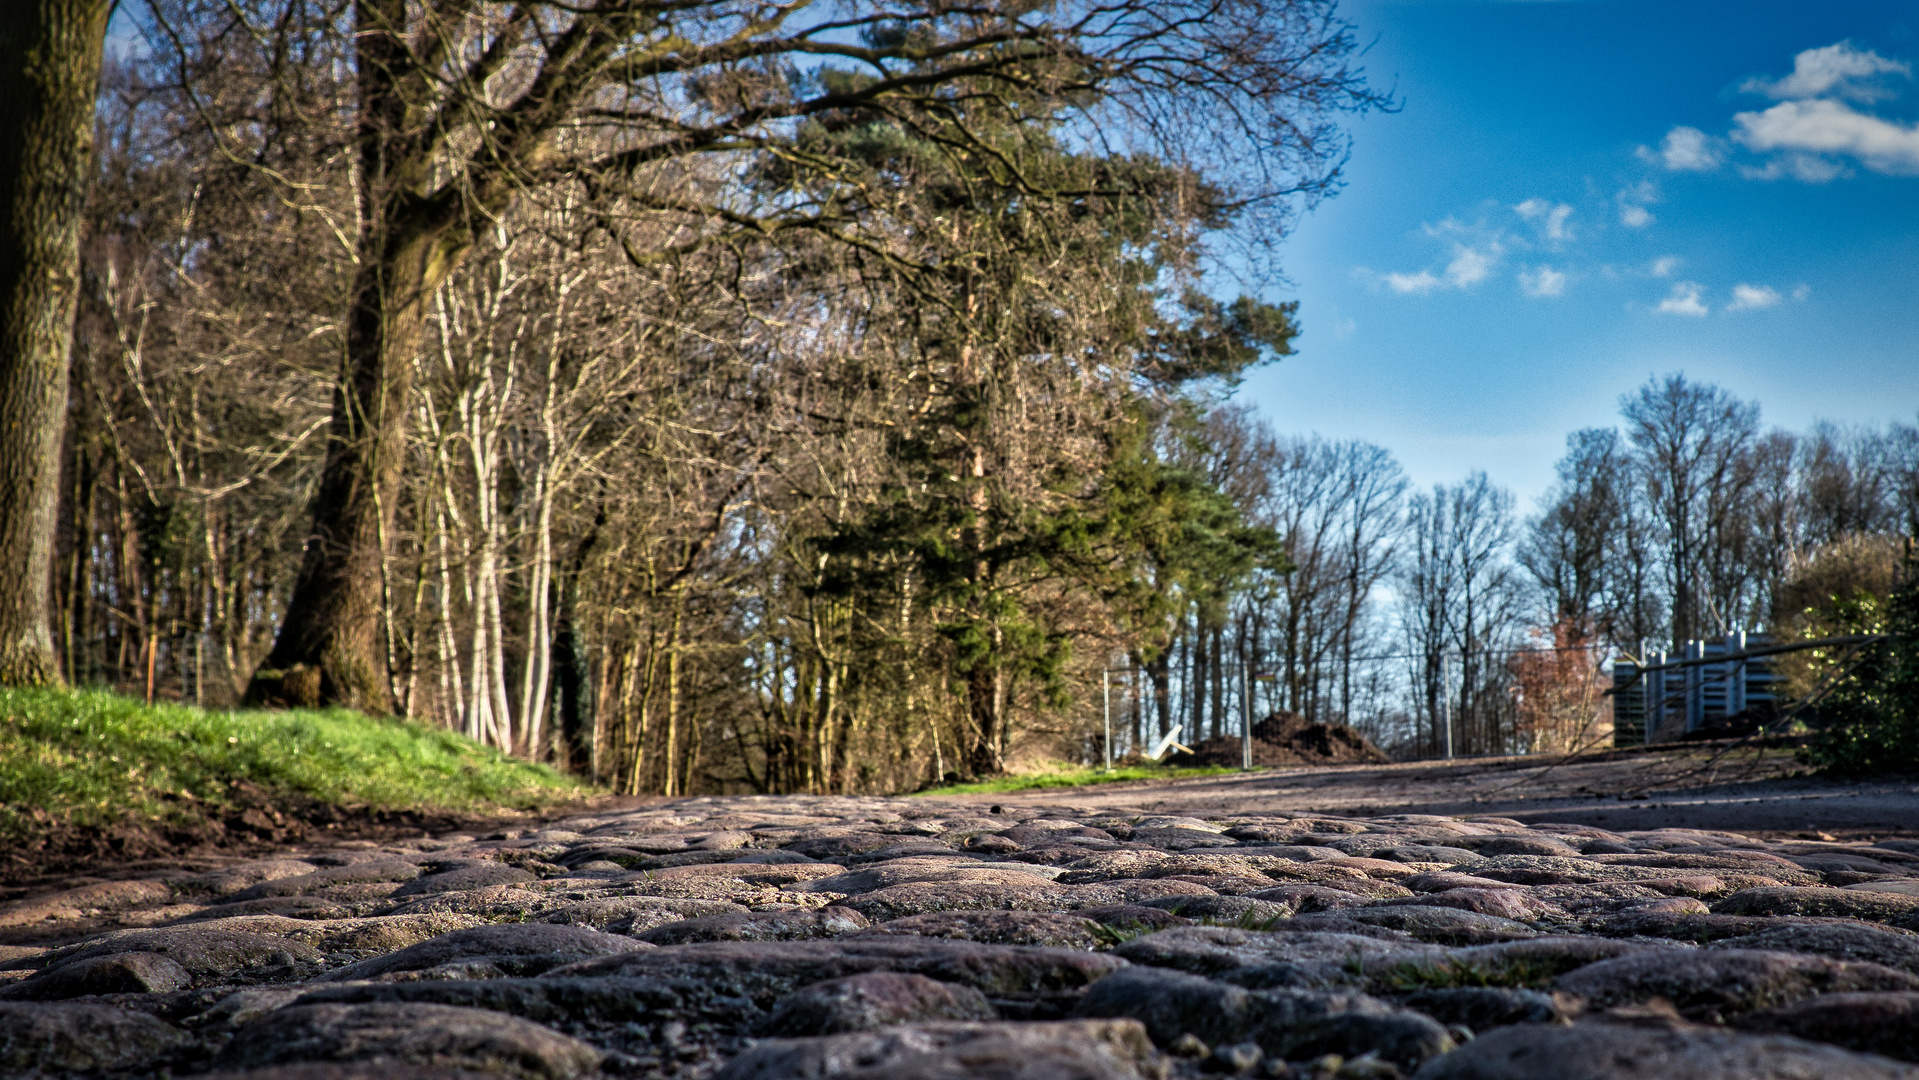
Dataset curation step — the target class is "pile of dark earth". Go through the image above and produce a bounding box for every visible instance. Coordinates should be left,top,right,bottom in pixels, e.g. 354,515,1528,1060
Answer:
1184,712,1392,769
3,798,1919,1079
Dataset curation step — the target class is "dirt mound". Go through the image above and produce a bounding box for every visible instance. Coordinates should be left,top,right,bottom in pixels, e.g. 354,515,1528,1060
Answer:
1177,710,1391,768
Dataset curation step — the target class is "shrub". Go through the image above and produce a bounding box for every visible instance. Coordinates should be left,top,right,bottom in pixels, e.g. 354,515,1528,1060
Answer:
1806,548,1919,775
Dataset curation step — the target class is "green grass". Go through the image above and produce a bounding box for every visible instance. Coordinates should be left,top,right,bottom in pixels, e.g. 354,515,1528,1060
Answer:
915,762,1248,796
0,687,586,844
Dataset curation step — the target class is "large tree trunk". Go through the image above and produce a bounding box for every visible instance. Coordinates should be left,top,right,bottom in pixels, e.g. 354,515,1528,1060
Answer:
965,657,1004,777
260,225,464,710
257,0,474,711
0,0,111,687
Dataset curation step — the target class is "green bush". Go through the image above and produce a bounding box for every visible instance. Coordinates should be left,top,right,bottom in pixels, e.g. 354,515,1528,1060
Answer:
1806,550,1919,775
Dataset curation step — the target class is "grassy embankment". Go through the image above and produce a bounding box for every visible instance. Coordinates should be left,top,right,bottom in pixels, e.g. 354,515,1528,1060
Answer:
917,762,1246,796
0,688,585,867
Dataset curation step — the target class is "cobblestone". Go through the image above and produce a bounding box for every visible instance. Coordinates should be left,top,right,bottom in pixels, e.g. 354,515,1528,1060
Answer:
0,794,1912,1077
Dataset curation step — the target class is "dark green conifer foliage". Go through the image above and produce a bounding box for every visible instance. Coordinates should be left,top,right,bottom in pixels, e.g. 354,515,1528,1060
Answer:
793,39,1295,774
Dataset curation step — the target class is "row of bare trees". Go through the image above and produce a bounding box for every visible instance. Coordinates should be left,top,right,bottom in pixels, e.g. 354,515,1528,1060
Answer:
1122,378,1919,761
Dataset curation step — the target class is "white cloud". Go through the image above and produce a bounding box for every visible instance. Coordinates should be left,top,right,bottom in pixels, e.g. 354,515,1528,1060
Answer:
1639,126,1723,171
1383,270,1441,295
1513,198,1575,242
1738,153,1850,183
1519,266,1567,298
1733,98,1919,176
1367,211,1513,297
1649,256,1681,278
1792,284,1812,301
1742,41,1911,102
1370,242,1499,295
1727,283,1782,311
1445,245,1496,288
1614,181,1659,228
1656,282,1709,317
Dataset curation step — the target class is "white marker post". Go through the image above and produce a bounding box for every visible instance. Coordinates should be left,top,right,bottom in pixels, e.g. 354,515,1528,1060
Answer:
1102,669,1112,771
1241,663,1252,771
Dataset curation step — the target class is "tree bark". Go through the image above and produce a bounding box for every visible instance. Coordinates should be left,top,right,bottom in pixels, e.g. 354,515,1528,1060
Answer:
0,0,111,687
259,2,479,710
965,655,1005,777
262,217,469,710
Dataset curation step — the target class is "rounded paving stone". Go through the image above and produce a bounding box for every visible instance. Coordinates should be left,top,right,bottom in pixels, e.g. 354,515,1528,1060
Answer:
388,862,539,899
1713,887,1919,926
1411,1020,1919,1080
1712,923,1919,976
637,907,869,944
1736,992,1919,1063
32,924,323,986
761,971,998,1035
714,1018,1163,1080
317,923,650,982
852,910,1112,949
1553,948,1919,1022
0,1000,191,1072
0,950,191,999
212,1001,602,1079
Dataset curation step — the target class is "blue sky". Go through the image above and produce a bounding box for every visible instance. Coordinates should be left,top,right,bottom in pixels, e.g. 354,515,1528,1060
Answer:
1237,0,1919,509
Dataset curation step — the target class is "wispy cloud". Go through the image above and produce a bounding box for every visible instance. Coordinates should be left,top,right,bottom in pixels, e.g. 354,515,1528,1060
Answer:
1519,266,1567,298
1727,283,1782,311
1656,282,1709,317
1445,245,1496,288
1383,270,1441,295
1742,41,1910,102
1514,199,1575,243
1365,214,1511,296
1639,126,1723,171
1649,256,1681,278
1615,181,1659,228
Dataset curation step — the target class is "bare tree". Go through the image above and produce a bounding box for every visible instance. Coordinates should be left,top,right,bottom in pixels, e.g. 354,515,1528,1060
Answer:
1621,374,1761,647
1234,426,1402,728
1400,472,1518,755
1892,420,1919,538
1799,422,1897,546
